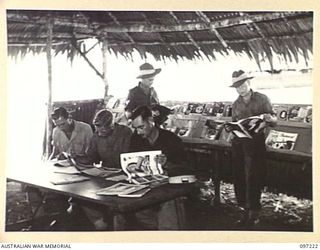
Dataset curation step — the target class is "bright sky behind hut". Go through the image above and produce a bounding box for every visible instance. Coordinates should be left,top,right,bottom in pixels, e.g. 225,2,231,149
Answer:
6,40,312,167
8,39,312,104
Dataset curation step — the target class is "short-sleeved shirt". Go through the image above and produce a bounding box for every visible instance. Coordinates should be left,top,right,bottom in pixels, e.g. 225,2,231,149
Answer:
86,123,132,168
52,120,93,156
125,83,159,112
232,90,274,122
129,128,184,165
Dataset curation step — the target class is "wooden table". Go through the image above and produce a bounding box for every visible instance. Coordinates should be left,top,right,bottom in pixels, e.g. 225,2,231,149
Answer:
7,163,196,230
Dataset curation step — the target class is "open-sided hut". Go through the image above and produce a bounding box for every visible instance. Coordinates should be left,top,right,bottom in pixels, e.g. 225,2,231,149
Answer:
6,10,313,198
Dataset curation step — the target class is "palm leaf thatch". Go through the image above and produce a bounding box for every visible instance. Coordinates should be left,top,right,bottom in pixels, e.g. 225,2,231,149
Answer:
7,10,313,68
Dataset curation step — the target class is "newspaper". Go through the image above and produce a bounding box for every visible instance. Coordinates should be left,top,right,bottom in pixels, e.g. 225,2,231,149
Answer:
224,115,265,139
265,130,298,150
120,150,168,185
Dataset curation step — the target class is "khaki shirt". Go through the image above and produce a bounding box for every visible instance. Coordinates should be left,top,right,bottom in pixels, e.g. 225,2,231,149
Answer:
232,90,274,122
52,120,93,156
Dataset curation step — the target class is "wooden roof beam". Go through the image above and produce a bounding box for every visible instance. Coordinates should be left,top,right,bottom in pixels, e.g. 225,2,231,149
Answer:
140,12,167,45
107,12,135,44
103,31,313,46
8,29,312,48
240,12,266,39
196,11,228,49
169,11,201,50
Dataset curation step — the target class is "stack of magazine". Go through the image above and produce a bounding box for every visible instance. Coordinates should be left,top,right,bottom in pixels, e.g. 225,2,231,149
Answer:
120,150,168,185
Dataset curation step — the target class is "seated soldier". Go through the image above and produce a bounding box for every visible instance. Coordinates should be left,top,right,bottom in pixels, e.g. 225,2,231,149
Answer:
49,106,93,161
81,109,133,230
86,109,132,168
128,105,188,230
26,107,93,225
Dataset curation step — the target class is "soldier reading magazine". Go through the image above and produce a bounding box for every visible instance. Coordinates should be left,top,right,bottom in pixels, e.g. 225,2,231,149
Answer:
224,115,265,139
127,105,186,230
227,70,277,229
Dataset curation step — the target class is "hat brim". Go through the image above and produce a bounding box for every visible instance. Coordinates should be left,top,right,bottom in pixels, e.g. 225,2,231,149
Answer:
229,76,254,88
137,68,161,79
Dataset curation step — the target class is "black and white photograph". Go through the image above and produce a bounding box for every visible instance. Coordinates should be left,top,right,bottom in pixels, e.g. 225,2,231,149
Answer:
1,4,318,244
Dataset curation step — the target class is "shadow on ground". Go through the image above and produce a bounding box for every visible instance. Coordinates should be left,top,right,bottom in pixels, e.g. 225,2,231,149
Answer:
5,181,313,232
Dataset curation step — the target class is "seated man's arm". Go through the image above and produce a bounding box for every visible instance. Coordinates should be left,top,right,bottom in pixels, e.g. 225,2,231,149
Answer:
163,132,185,169
86,136,101,164
48,146,59,160
49,128,60,160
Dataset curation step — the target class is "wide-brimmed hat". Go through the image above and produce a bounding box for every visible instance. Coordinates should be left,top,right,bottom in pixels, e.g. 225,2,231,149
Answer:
137,63,161,79
230,70,254,87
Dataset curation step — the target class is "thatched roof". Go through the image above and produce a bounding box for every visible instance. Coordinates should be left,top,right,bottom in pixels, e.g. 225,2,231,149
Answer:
7,10,313,69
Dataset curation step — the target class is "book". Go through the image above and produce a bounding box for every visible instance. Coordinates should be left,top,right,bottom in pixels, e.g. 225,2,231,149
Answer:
120,150,168,185
50,175,90,185
96,182,149,196
265,130,298,150
224,115,265,139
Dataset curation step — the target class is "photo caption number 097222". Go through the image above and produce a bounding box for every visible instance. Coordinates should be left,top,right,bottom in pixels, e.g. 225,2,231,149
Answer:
299,244,319,249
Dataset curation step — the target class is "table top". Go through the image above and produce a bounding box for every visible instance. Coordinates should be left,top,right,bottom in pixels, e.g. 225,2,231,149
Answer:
6,162,196,214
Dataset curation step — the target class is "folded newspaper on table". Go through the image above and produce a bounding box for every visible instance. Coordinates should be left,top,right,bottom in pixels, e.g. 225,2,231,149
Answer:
96,182,151,197
224,115,265,139
120,150,168,185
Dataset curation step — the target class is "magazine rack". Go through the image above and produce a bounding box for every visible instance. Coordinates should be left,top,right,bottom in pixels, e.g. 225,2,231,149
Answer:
179,115,312,201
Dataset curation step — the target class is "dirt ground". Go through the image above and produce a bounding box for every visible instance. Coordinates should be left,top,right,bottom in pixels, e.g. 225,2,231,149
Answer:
5,180,313,231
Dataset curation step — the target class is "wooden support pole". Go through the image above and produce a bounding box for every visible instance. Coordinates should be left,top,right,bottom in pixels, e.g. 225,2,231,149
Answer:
45,16,53,159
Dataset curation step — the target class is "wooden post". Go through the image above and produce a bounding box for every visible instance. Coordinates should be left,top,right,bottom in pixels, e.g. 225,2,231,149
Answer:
102,39,110,107
45,17,53,159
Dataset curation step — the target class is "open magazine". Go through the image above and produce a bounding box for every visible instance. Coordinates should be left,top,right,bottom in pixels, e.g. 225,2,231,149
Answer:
224,115,265,139
265,130,298,150
120,150,168,185
52,153,121,177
